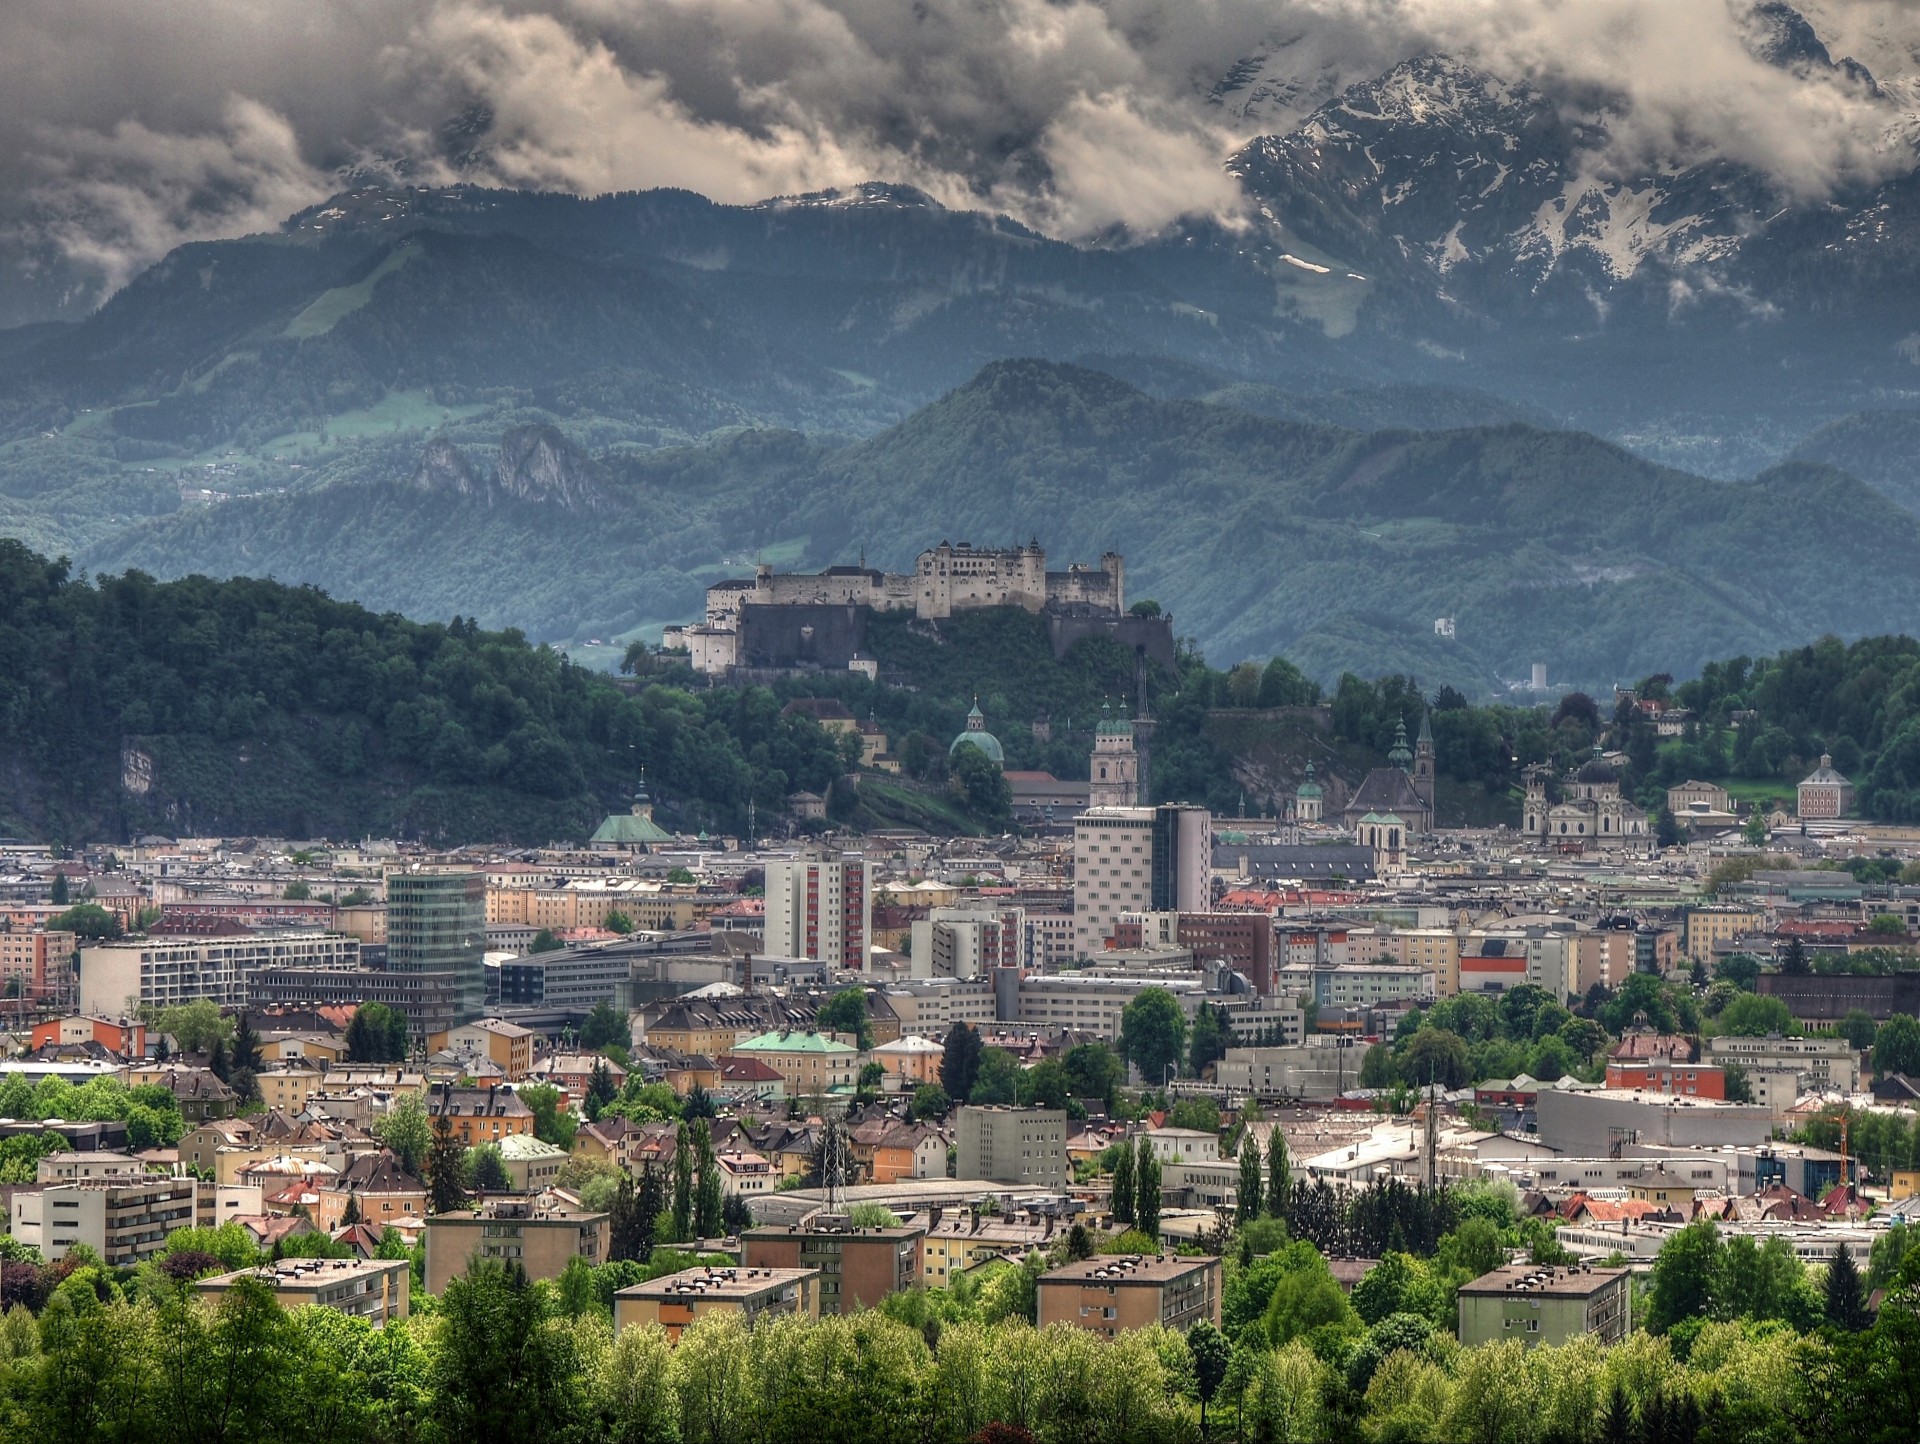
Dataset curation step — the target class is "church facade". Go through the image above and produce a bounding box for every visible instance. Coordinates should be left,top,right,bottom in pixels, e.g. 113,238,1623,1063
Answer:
1340,716,1436,836
1523,750,1650,851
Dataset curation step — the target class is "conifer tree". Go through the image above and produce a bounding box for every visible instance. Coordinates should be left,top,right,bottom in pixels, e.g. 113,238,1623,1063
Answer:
1826,1240,1871,1331
671,1122,693,1242
1111,1137,1136,1225
1266,1127,1291,1221
693,1118,723,1240
1135,1136,1162,1240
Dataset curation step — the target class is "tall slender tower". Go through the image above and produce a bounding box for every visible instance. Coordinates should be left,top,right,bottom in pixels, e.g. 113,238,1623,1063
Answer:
1413,712,1436,810
1088,702,1140,809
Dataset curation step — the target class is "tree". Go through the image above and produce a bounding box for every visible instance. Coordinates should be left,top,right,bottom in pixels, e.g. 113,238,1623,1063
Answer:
969,1048,1021,1106
603,910,634,934
51,903,122,940
425,1114,467,1215
579,1001,628,1051
433,1259,579,1444
228,1015,263,1104
1399,1028,1471,1091
1841,1009,1880,1051
1646,1219,1720,1333
469,1144,510,1193
1135,1136,1162,1240
584,1059,618,1120
1120,987,1188,1087
1188,1317,1232,1437
1111,1137,1136,1225
1876,1014,1920,1079
344,1002,409,1063
372,1093,432,1174
1266,1128,1290,1221
1062,1043,1123,1109
815,988,873,1049
910,1083,951,1121
1826,1241,1871,1331
671,1123,694,1243
155,999,232,1056
691,1119,724,1241
518,1083,576,1149
1236,1135,1263,1226
1783,936,1811,975
529,929,564,954
283,880,311,901
1189,1003,1229,1078
941,1022,984,1102
1716,993,1798,1037
49,872,68,906
1018,1057,1070,1111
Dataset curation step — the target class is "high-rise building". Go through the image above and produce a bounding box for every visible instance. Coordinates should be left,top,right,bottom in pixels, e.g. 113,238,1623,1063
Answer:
1072,804,1211,957
909,906,1024,979
386,868,486,1023
763,853,873,970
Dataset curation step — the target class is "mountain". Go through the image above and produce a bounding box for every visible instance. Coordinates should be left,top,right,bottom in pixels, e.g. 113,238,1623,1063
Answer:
87,360,1920,693
1787,411,1920,513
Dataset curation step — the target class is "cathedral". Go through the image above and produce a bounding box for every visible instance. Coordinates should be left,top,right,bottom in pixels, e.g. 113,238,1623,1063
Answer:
1088,703,1140,809
1524,747,1650,850
1340,715,1436,836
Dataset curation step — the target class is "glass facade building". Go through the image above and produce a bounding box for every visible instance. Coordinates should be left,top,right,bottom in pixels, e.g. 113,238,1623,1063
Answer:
387,869,486,1023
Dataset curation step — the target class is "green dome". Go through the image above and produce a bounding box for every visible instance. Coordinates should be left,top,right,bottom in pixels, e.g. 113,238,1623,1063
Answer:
1296,760,1323,800
1095,700,1134,738
1387,717,1413,769
951,700,1005,765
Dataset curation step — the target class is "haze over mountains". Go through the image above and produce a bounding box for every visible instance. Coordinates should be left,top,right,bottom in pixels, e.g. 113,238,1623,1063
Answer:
8,1,1920,694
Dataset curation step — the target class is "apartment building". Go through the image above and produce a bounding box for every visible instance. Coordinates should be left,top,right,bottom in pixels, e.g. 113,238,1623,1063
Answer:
1456,1265,1630,1348
425,1198,610,1294
764,853,874,970
726,1031,861,1098
614,1266,819,1340
1037,1254,1221,1336
0,930,76,1002
195,1257,410,1325
11,1176,197,1264
1705,1034,1861,1094
740,1222,924,1314
78,932,360,1013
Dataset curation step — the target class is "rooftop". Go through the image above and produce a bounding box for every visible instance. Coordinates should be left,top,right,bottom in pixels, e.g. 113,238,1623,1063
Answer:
1457,1264,1628,1298
621,1265,816,1301
1041,1254,1214,1285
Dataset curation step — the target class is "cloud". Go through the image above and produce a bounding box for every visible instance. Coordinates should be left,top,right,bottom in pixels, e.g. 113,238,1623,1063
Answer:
1,0,1917,314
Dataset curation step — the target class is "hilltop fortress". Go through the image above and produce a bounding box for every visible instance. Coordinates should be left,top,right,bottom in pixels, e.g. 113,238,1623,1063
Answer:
669,541,1164,679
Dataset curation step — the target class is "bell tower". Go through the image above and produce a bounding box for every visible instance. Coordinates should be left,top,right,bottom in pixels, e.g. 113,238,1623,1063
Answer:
1088,702,1139,809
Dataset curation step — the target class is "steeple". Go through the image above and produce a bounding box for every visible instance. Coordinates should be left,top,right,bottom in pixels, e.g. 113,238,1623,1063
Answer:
1412,710,1435,808
1388,717,1413,771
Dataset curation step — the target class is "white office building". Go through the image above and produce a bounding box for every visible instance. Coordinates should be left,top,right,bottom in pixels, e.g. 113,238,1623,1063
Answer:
763,853,874,971
1072,805,1210,957
78,933,361,1014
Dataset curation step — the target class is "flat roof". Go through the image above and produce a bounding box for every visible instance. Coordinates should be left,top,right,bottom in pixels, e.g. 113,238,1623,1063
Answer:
197,1257,406,1292
1457,1264,1628,1298
620,1265,816,1301
1040,1254,1216,1285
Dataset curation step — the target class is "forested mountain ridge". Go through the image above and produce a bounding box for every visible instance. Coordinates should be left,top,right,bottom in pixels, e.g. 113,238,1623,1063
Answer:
0,543,854,844
87,360,1920,695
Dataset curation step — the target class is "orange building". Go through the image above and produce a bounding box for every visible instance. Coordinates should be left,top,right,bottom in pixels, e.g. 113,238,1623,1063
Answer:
29,1012,141,1057
427,1083,535,1146
1603,1059,1727,1099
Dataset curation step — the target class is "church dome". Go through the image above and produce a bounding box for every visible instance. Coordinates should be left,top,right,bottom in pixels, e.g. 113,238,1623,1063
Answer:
950,700,1005,765
1576,747,1617,784
1096,700,1134,738
1296,761,1324,800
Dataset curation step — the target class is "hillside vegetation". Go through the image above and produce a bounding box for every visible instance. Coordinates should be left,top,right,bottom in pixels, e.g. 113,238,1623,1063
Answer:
0,543,852,843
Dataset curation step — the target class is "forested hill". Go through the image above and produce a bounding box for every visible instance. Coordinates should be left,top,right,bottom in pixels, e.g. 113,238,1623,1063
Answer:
88,360,1920,693
0,543,853,843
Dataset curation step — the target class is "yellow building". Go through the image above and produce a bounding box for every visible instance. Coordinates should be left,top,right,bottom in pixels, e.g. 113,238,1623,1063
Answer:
1624,1164,1700,1210
1682,907,1763,964
428,1019,535,1081
256,1067,325,1116
485,886,710,933
726,1032,861,1098
1890,1169,1920,1201
1370,929,1462,997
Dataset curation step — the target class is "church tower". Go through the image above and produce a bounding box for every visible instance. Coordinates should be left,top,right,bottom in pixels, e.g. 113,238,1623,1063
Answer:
1295,761,1324,824
1088,702,1140,809
1413,712,1435,810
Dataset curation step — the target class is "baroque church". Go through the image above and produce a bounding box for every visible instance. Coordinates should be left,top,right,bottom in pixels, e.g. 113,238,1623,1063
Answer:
1339,716,1437,836
1524,747,1650,850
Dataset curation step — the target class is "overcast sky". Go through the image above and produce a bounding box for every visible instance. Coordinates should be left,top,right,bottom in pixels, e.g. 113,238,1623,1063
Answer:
3,0,1916,314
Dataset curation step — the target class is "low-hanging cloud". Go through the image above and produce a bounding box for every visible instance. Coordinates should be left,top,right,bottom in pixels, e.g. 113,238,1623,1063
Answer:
3,0,1918,313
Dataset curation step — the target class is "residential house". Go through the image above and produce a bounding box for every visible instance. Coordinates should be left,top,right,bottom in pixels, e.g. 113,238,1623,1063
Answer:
427,1082,534,1147
196,1257,409,1324
424,1196,610,1294
614,1266,818,1340
1036,1254,1221,1336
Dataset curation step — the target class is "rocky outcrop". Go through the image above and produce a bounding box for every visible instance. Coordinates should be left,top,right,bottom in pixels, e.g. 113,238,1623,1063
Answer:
495,425,606,512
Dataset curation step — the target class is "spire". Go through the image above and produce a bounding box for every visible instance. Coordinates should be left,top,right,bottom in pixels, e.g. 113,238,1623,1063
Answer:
1416,711,1433,747
1388,717,1413,770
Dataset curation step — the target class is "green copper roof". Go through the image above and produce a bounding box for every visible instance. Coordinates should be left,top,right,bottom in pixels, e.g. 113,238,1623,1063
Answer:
1095,700,1133,738
589,811,674,845
1387,717,1413,769
951,697,1005,763
1296,760,1323,800
733,1031,859,1054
